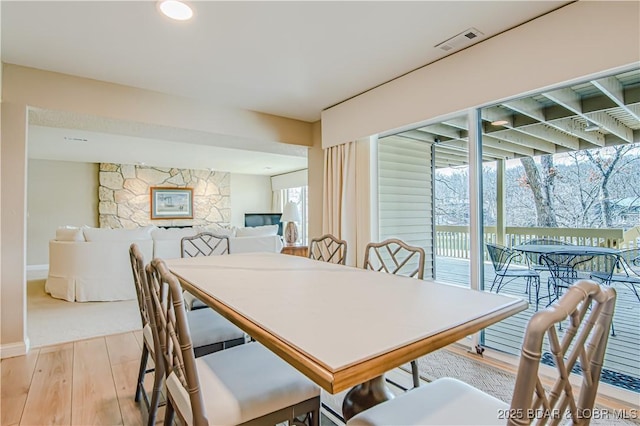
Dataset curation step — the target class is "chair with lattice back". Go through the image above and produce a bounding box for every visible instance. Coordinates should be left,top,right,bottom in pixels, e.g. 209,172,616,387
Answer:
180,232,230,309
486,243,540,309
347,280,617,426
308,234,347,265
146,258,321,426
130,243,246,426
364,238,425,389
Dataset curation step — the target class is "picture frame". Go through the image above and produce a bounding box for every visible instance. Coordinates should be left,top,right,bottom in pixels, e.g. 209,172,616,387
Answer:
150,187,193,220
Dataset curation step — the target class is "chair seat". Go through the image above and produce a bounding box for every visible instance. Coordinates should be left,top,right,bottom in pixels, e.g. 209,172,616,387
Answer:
498,267,539,278
591,271,640,284
183,290,208,310
165,342,320,425
186,308,245,348
347,377,507,426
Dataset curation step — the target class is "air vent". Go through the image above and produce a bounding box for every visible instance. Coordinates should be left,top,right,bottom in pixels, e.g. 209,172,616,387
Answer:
435,27,484,52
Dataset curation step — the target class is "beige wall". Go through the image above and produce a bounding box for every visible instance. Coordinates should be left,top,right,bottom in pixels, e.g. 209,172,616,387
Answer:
230,174,273,228
322,1,640,147
307,121,323,240
1,66,313,356
27,160,99,266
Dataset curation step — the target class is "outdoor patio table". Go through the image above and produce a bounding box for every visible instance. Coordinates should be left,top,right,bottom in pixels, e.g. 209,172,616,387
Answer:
164,252,527,420
512,244,619,257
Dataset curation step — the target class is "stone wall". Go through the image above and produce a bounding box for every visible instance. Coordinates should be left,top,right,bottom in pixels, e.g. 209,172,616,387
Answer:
98,163,230,228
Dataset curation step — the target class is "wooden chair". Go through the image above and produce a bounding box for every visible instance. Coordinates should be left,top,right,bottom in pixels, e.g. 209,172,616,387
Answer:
486,243,541,309
180,232,230,310
308,233,347,265
347,280,617,426
130,244,245,425
147,258,321,426
364,238,425,388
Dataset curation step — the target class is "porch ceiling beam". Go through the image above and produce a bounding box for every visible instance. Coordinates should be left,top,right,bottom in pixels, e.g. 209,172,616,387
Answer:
483,128,557,153
482,136,535,157
512,124,579,150
435,139,519,160
441,116,468,130
503,98,546,122
592,77,640,122
417,123,463,139
543,88,582,114
585,111,633,143
399,129,437,143
541,117,605,147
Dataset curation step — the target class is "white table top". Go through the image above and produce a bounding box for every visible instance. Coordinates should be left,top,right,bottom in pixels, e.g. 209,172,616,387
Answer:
165,252,527,393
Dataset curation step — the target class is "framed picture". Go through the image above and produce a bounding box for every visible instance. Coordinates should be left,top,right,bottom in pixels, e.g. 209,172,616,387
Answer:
150,187,193,220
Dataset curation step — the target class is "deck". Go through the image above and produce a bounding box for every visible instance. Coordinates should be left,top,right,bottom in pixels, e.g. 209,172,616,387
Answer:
435,256,640,392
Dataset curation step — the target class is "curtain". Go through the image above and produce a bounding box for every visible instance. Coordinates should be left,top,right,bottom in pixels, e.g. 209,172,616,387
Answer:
323,141,358,266
271,190,283,213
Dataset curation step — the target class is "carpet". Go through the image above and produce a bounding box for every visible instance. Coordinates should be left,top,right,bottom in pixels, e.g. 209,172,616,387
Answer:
27,278,142,348
321,349,640,425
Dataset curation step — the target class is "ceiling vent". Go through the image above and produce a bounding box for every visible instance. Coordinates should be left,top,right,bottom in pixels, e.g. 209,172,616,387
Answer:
435,28,484,52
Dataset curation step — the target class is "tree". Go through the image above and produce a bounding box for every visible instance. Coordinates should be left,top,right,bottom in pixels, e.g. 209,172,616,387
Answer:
519,155,558,227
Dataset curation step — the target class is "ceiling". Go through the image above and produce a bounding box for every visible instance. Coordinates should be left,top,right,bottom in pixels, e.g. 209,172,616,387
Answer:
2,0,572,174
391,69,640,169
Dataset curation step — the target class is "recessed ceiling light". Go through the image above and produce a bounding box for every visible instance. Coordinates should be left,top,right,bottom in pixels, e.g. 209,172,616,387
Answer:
491,120,509,126
158,0,193,21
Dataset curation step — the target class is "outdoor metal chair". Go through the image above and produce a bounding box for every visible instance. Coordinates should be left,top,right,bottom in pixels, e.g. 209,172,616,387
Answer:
346,280,617,426
364,238,425,389
308,233,347,265
521,238,573,271
541,252,618,305
486,243,541,309
147,258,321,426
590,247,640,302
180,232,230,309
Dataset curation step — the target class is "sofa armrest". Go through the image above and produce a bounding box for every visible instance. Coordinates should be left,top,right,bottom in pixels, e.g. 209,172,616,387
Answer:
46,239,153,302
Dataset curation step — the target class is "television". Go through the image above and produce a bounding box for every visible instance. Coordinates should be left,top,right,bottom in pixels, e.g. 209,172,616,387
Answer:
244,213,283,236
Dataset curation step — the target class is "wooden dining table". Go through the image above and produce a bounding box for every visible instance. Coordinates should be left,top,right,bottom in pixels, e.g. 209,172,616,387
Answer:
164,252,528,420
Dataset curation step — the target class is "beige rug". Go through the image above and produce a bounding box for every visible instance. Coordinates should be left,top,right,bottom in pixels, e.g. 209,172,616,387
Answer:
27,277,141,348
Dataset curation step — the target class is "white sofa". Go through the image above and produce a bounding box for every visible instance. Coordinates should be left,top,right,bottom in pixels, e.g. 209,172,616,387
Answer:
45,225,283,302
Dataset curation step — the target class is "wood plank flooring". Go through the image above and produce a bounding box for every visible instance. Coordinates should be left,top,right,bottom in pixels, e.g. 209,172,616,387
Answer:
0,330,158,426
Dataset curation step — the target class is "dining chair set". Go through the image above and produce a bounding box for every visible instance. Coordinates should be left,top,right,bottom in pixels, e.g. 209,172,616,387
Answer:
129,232,620,425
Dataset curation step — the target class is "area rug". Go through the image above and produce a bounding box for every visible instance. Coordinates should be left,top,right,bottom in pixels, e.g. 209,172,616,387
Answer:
321,349,639,425
27,278,141,348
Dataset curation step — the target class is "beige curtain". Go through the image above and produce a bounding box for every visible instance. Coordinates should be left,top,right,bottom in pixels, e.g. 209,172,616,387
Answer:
271,190,283,213
322,141,358,266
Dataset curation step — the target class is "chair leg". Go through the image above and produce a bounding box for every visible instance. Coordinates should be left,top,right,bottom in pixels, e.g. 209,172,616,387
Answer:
135,345,149,403
163,398,175,426
147,368,164,426
410,360,420,388
490,275,502,293
310,406,320,426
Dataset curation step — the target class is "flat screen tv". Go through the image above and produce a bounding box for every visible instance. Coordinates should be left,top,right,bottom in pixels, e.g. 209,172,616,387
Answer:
244,213,283,236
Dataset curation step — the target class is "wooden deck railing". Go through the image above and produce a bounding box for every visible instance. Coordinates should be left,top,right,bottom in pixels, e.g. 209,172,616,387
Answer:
435,225,626,259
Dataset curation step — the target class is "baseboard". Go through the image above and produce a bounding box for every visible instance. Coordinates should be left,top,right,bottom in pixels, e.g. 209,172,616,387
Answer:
0,337,30,359
27,264,48,271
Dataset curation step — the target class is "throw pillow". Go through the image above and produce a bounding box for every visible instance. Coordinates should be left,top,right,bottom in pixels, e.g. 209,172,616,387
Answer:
55,226,86,241
235,224,278,237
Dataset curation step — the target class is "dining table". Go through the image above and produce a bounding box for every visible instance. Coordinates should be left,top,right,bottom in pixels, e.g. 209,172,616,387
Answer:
164,252,528,420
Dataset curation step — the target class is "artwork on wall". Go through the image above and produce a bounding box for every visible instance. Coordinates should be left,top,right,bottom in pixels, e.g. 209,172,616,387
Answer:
150,187,193,219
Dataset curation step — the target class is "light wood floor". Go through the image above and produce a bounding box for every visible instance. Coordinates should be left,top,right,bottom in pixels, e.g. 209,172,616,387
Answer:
1,330,161,426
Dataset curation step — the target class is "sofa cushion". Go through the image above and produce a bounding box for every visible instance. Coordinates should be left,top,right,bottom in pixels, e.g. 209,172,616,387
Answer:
56,226,86,242
83,226,154,242
235,224,278,237
195,225,236,237
151,227,199,241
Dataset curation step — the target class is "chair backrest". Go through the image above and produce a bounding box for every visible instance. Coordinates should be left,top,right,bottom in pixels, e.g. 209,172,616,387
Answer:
524,238,573,246
181,232,229,257
364,238,425,279
146,258,208,425
619,247,640,276
509,280,616,425
485,243,516,273
308,234,347,265
542,253,618,288
129,243,149,327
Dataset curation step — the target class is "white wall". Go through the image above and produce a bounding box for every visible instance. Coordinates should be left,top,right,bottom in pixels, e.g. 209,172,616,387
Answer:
321,1,640,147
229,173,273,228
27,160,99,266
